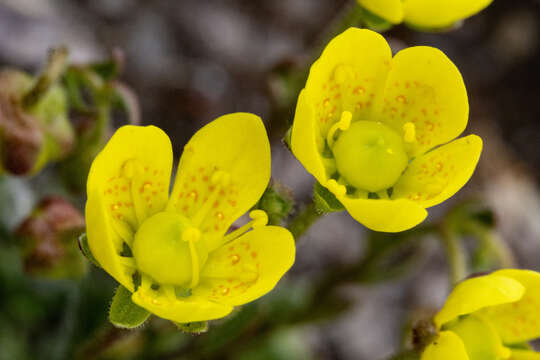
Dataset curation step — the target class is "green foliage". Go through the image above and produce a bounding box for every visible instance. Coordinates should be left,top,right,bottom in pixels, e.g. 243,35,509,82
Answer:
109,285,150,329
313,181,344,212
175,321,209,334
78,233,100,268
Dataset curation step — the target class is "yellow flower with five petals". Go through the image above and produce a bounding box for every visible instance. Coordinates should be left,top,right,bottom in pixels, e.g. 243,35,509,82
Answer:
422,269,540,360
85,113,295,323
357,0,493,29
291,28,482,232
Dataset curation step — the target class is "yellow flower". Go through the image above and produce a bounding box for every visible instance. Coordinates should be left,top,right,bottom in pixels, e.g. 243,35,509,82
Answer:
357,0,493,29
85,113,295,323
291,28,482,232
422,269,540,360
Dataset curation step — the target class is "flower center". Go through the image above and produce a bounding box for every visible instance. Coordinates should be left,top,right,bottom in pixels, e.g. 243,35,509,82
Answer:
332,120,408,192
132,211,208,287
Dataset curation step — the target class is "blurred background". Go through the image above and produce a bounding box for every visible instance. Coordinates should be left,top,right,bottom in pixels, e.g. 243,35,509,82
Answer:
0,0,539,359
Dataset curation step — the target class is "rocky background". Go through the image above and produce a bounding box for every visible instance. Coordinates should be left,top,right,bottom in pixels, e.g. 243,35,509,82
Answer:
0,0,539,359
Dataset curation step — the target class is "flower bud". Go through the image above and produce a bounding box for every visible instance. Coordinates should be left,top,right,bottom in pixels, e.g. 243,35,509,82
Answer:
16,196,87,279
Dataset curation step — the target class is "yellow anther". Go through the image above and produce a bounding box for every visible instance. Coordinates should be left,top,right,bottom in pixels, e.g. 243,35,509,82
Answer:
122,159,144,179
403,122,416,143
182,227,201,243
249,209,268,228
327,179,346,197
327,111,352,148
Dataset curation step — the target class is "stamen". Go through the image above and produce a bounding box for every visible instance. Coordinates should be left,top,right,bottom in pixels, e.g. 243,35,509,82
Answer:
191,170,231,226
403,122,416,143
162,285,177,301
111,220,134,247
182,227,202,288
221,210,269,244
326,179,346,197
327,111,352,148
117,257,137,268
376,190,389,199
122,159,147,226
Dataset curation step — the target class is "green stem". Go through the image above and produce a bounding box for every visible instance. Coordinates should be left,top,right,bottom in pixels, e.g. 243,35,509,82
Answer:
22,46,68,109
288,201,324,240
440,224,468,285
462,221,515,268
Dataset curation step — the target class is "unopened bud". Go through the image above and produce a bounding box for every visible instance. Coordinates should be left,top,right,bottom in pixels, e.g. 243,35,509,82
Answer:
16,196,87,279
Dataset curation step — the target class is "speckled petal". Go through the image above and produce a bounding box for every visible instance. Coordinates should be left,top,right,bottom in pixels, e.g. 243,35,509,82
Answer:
303,27,392,139
86,125,173,290
392,135,482,208
193,226,295,306
477,269,540,344
434,274,525,328
375,46,469,157
167,113,271,252
337,195,427,232
131,290,233,323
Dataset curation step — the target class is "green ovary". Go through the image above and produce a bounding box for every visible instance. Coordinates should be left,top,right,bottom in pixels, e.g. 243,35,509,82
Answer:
132,211,208,287
332,121,408,193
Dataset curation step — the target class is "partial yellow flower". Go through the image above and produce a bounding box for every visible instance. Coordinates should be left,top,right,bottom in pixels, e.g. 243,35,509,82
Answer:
422,269,540,360
85,113,295,323
291,28,482,232
357,0,493,29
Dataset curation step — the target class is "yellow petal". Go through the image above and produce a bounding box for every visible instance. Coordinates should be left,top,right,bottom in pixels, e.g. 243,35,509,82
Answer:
86,125,173,290
303,28,392,139
403,0,494,29
167,113,271,252
131,290,233,323
392,135,482,208
478,269,540,344
193,226,295,306
434,274,525,328
357,0,404,24
421,331,470,360
291,89,328,184
444,315,511,360
337,195,427,232
375,46,469,157
510,350,540,360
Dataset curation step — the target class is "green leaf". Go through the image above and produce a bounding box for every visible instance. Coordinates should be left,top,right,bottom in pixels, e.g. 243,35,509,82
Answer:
313,181,344,212
77,233,100,267
175,321,208,334
109,285,150,329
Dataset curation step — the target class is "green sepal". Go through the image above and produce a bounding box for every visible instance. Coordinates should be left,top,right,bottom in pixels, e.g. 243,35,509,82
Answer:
175,321,208,334
78,233,100,267
109,285,150,329
313,181,344,213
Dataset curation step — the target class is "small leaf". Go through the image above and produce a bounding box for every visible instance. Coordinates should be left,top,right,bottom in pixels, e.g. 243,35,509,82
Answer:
109,285,150,329
78,233,100,267
313,181,344,212
175,321,208,334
